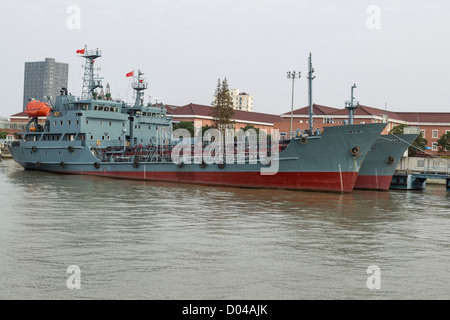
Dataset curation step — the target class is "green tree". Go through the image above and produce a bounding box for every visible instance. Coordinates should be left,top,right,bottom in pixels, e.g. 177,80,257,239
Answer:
390,124,428,156
172,121,194,136
241,124,261,135
437,131,450,153
211,78,235,131
201,124,214,136
0,131,8,139
389,124,407,135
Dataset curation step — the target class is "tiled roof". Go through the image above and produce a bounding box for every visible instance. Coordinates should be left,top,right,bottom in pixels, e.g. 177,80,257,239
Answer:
282,104,340,116
396,112,450,123
165,104,181,112
172,103,282,124
329,105,405,121
10,112,28,117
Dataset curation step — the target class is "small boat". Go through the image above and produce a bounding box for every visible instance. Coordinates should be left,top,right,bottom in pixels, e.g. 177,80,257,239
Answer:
24,100,52,118
1,134,17,158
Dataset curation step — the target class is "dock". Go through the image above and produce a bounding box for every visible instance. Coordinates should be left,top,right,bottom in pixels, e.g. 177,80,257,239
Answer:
390,171,450,191
391,156,450,191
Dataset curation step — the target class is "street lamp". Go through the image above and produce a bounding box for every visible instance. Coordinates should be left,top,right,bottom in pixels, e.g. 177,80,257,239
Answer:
287,71,301,139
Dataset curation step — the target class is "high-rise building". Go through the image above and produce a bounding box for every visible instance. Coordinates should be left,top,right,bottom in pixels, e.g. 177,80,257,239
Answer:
229,89,253,112
23,58,69,111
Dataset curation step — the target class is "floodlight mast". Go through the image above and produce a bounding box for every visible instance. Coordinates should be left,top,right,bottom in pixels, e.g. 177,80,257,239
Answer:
287,70,301,139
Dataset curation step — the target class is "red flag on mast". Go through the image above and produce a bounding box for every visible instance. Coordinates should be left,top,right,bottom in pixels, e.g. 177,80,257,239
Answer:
76,49,85,54
126,71,134,77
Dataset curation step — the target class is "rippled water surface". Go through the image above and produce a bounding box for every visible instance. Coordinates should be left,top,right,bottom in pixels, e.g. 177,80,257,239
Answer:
0,159,449,299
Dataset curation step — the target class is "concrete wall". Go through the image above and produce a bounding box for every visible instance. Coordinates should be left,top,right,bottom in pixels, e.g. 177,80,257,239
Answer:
397,156,450,174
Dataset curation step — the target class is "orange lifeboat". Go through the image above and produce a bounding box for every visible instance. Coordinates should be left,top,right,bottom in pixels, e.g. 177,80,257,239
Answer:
25,100,52,117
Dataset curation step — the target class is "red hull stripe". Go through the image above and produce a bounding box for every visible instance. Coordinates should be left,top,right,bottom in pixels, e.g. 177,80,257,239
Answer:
354,175,393,191
61,170,359,193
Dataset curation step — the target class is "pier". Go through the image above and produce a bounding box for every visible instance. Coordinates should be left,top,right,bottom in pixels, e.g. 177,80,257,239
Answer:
391,157,450,191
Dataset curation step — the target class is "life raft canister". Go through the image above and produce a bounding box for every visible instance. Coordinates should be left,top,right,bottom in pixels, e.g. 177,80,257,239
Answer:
25,100,52,118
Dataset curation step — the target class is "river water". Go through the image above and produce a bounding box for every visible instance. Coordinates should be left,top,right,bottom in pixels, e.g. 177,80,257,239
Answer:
0,159,449,300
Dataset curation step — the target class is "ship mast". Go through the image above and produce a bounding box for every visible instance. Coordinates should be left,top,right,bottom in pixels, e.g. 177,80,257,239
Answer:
345,84,359,125
81,47,103,100
132,70,148,108
126,70,148,147
307,53,316,133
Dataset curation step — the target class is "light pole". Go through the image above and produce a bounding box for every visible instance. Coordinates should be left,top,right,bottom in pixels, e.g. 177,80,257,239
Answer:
307,53,316,133
287,71,301,139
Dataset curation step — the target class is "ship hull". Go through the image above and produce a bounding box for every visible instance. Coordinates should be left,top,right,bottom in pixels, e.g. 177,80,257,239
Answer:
28,167,359,193
10,123,386,193
354,134,419,191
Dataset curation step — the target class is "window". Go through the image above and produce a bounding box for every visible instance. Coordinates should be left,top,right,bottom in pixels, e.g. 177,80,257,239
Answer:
432,143,438,151
323,118,334,124
68,120,71,125
420,129,425,138
432,130,439,138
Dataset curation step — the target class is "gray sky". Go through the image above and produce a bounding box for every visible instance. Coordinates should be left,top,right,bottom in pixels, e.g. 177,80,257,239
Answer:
1,0,449,118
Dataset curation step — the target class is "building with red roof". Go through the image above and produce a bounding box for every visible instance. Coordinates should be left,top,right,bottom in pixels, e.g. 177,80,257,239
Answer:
277,104,450,155
169,103,282,131
7,111,47,134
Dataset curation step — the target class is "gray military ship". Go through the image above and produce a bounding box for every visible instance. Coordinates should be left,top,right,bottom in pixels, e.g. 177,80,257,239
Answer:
9,48,387,193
